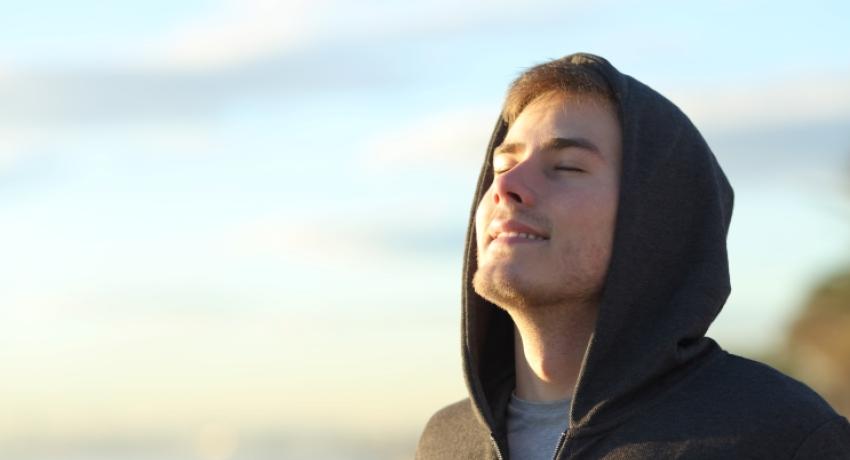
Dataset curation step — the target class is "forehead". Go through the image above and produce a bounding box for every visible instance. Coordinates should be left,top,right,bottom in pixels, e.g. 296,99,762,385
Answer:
501,92,622,162
505,93,620,141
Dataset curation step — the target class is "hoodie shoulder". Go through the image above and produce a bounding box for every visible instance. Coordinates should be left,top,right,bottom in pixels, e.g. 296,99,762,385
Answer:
581,350,850,459
791,416,850,459
719,353,838,419
670,351,848,454
415,398,495,460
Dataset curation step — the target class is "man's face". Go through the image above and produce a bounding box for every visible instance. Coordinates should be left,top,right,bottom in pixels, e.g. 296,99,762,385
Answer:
472,92,622,310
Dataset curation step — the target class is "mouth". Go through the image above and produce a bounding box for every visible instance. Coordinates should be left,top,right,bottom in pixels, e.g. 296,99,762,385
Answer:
487,219,550,246
491,231,548,242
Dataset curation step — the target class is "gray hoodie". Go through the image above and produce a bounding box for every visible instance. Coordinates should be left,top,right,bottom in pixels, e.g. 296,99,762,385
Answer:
415,53,850,459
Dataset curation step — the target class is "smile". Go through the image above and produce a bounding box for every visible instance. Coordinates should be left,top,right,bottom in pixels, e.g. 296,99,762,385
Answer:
487,218,550,244
494,231,547,241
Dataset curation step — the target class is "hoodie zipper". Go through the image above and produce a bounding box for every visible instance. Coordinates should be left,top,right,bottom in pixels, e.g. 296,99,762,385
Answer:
491,429,569,460
489,433,505,460
550,430,568,460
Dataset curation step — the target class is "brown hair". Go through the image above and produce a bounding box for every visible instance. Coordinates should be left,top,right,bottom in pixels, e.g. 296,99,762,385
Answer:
501,57,618,127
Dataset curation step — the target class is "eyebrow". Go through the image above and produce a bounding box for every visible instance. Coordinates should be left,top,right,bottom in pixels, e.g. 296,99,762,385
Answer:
494,137,601,156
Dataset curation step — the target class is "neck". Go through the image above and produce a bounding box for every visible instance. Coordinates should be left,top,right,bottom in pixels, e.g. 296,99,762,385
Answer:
510,301,597,402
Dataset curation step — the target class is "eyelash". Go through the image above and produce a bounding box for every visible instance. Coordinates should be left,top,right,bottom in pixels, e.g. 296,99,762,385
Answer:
554,166,585,173
492,166,585,175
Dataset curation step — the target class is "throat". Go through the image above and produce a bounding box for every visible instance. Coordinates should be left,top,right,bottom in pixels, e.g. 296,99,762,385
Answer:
510,306,595,402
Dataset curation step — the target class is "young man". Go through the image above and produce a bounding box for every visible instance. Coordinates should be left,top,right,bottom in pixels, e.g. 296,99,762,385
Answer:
415,53,850,459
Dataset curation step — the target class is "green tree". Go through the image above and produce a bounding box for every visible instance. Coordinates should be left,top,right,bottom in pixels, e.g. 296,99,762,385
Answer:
786,269,850,416
783,153,850,416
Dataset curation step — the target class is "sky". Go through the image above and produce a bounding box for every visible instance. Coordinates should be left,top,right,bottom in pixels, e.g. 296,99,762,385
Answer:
1,1,850,459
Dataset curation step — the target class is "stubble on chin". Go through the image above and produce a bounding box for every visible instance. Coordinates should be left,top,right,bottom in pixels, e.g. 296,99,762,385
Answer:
471,259,602,314
472,263,523,311
472,262,555,312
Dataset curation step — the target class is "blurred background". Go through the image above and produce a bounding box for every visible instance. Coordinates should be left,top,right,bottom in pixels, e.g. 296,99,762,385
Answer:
1,1,849,459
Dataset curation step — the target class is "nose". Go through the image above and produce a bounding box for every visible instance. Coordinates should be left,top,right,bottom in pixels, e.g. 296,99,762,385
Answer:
491,159,536,207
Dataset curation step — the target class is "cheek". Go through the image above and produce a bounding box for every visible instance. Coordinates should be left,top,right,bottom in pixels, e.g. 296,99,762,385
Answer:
556,186,619,239
599,182,620,231
581,189,619,260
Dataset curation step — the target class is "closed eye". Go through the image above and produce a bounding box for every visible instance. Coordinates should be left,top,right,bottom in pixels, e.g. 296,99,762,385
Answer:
554,166,585,172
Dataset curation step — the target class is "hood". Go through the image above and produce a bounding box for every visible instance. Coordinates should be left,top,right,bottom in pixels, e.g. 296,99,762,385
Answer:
461,53,735,438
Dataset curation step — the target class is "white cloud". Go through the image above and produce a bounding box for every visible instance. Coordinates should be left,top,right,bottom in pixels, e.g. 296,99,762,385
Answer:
0,131,28,174
224,199,467,265
0,126,55,175
360,106,497,174
670,72,850,130
140,0,571,73
226,215,385,262
141,0,328,72
0,122,219,178
223,213,448,264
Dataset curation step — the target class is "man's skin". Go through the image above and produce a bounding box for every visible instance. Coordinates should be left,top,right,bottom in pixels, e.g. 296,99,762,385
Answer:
472,91,623,403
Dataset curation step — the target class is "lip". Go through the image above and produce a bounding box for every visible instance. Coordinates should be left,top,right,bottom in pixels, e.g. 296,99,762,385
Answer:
487,218,549,246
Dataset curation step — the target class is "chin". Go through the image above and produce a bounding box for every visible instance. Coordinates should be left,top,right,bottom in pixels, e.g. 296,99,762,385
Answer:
472,262,602,311
472,263,545,310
